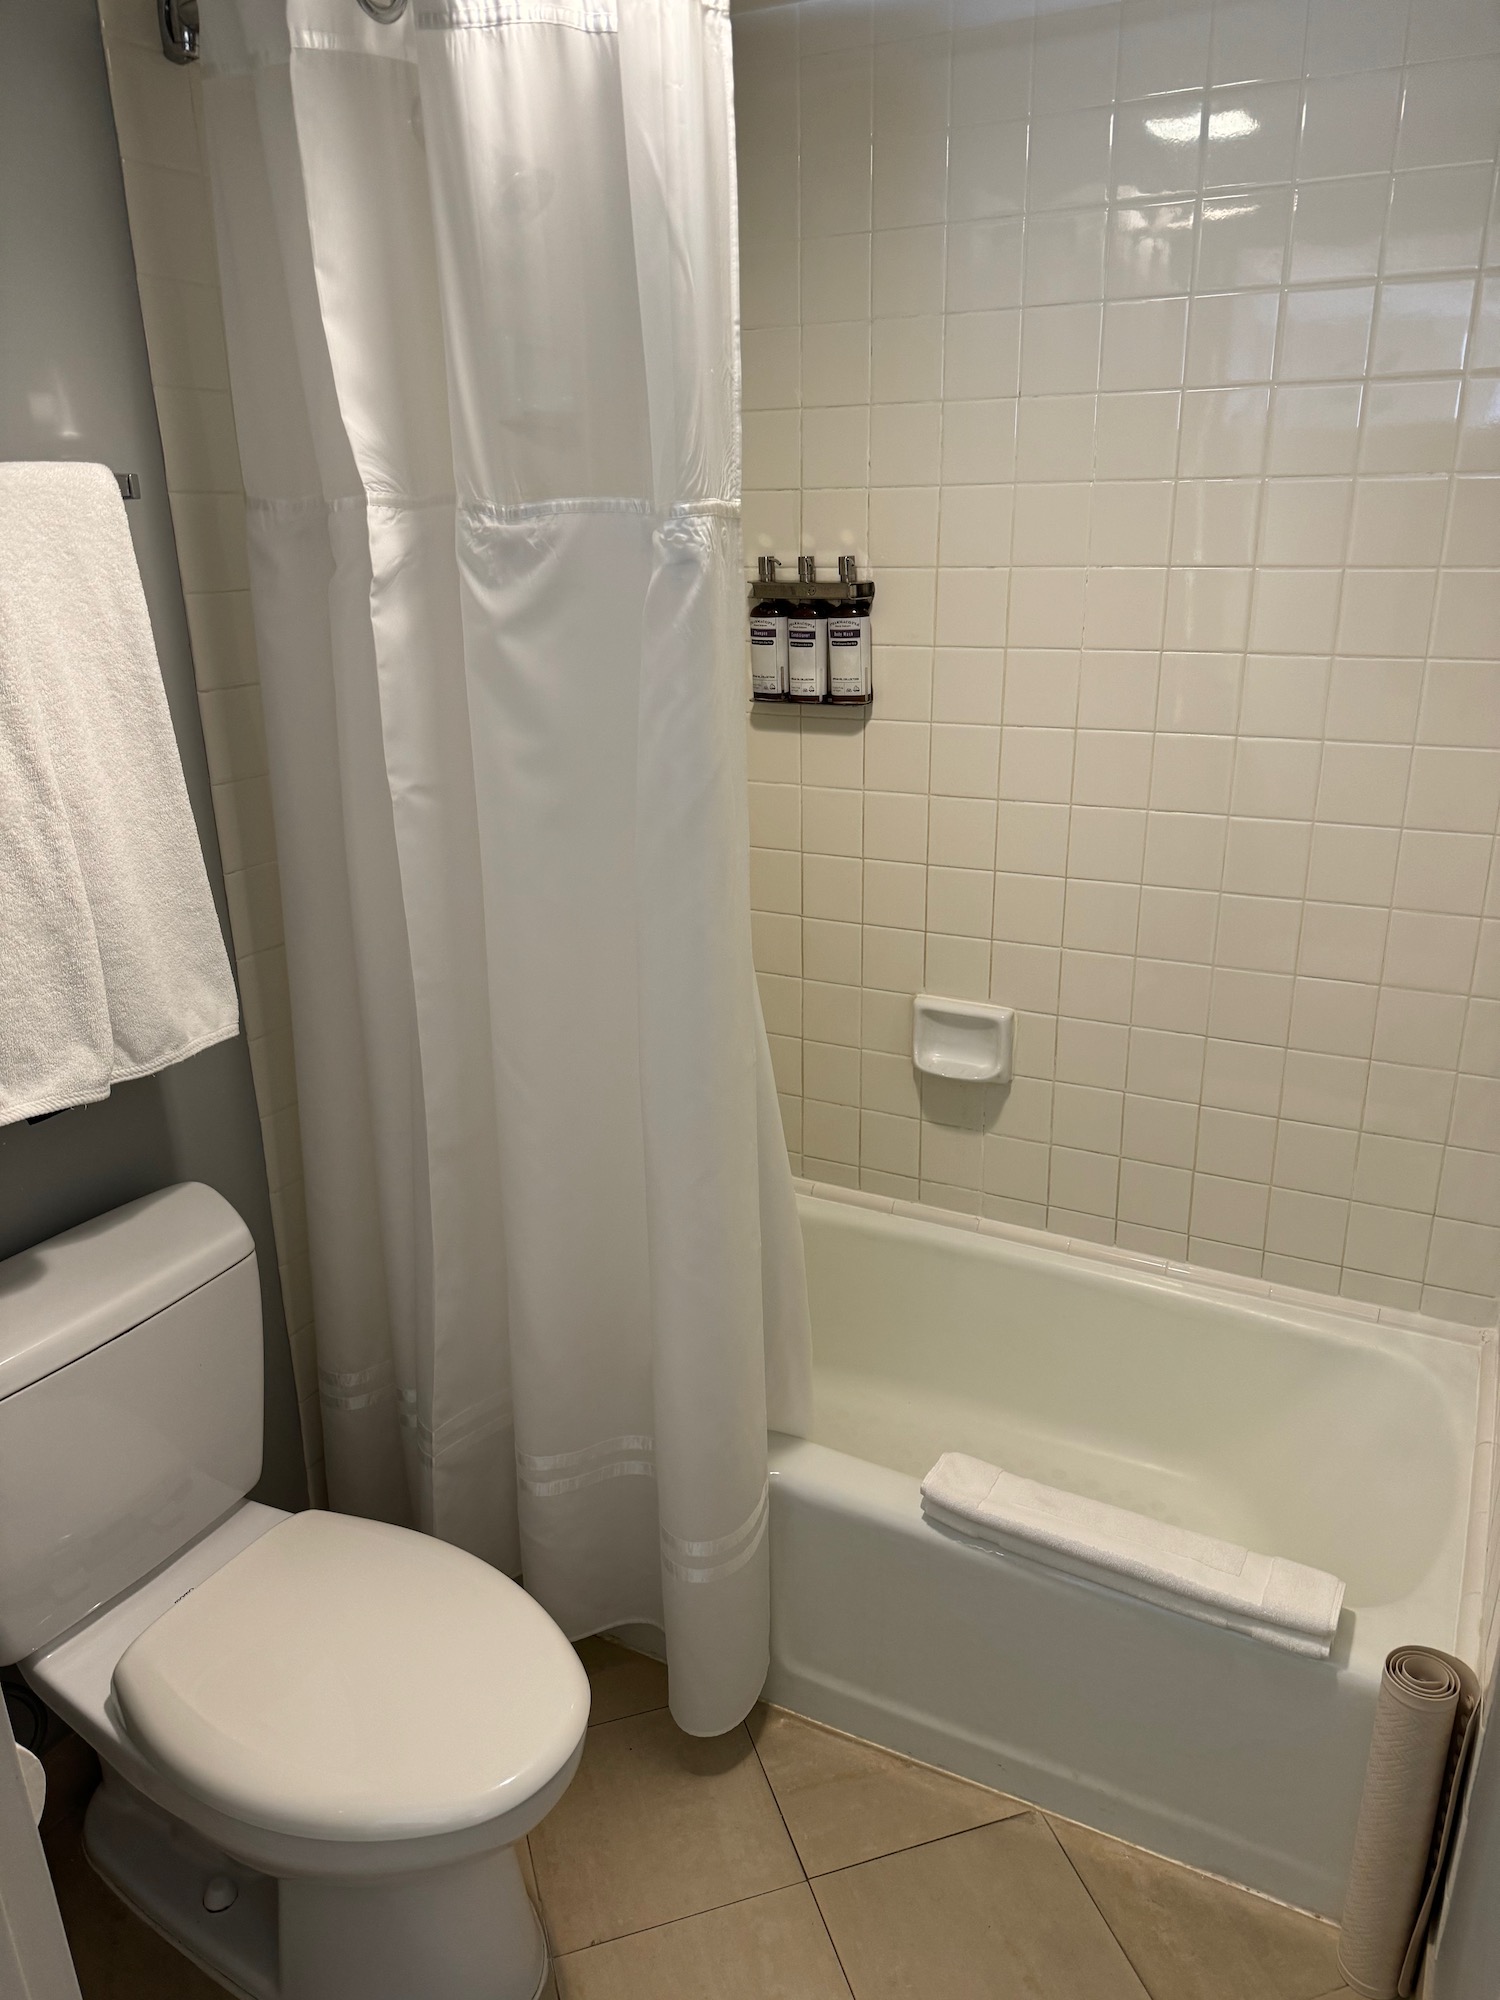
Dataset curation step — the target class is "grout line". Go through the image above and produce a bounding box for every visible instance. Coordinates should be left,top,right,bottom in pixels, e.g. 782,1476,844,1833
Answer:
745,1711,812,1885
547,1879,813,1963
746,1713,860,1996
804,1804,1035,1885
1044,1816,1160,1998
743,1706,1040,1878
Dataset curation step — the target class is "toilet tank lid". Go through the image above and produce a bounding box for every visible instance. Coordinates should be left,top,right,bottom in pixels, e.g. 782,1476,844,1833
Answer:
0,1185,254,1400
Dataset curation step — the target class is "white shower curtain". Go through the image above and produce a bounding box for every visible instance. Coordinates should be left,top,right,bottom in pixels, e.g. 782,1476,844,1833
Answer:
198,0,810,1734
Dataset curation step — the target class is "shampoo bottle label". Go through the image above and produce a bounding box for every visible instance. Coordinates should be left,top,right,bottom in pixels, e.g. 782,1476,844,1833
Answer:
749,613,788,697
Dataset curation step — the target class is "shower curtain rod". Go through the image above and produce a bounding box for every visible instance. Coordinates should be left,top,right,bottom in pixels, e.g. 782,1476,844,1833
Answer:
159,0,407,62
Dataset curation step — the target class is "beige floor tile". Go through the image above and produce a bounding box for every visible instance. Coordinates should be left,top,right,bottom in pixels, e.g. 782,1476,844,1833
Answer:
750,1705,1026,1875
43,1812,223,2000
1049,1818,1343,2000
528,1708,803,1953
554,1883,854,2000
813,1812,1149,2000
576,1636,670,1726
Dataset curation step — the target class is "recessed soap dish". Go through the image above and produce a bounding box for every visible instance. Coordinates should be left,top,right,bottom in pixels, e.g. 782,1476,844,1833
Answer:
912,995,1015,1084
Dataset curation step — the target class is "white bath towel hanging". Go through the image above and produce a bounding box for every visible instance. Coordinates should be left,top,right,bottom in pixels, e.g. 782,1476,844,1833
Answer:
0,462,240,1126
921,1452,1346,1658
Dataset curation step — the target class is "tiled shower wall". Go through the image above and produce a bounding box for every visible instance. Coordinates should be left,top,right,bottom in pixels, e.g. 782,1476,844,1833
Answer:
98,0,325,1496
734,0,1500,1326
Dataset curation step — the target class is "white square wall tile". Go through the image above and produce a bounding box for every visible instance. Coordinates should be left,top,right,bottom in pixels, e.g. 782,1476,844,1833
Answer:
1349,478,1449,568
802,405,870,486
1289,177,1390,285
730,0,1500,1326
873,225,947,317
938,484,1013,566
944,310,1021,400
870,402,943,484
1101,296,1190,391
870,485,941,565
1303,0,1407,77
936,569,1009,647
1397,58,1500,172
1186,289,1281,386
1370,279,1477,377
948,119,1029,221
1020,304,1103,396
802,321,872,406
1205,81,1302,191
872,317,944,402
1298,70,1402,181
1029,106,1114,209
1277,286,1374,382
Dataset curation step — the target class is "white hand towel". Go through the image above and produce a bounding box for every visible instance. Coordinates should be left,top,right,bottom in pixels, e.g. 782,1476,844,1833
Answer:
921,1451,1346,1658
0,463,240,1126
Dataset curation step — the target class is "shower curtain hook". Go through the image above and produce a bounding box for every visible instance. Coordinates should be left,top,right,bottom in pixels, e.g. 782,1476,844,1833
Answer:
357,0,410,18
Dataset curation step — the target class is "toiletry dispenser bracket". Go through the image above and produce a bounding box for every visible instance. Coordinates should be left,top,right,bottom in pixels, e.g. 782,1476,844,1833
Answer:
913,995,1015,1084
748,577,875,609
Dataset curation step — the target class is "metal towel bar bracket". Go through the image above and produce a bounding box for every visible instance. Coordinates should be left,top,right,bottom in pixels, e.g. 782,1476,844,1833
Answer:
116,473,141,501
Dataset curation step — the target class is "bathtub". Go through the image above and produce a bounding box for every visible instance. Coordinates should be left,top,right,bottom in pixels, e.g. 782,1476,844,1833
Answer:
766,1187,1495,1918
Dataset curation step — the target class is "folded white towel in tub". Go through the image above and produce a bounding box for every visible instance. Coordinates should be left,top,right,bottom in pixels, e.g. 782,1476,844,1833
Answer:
920,1452,1345,1658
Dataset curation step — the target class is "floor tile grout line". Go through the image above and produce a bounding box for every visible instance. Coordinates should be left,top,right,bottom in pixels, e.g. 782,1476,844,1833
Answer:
1042,1819,1161,2000
545,1681,842,1972
582,1701,668,1734
747,1717,860,1998
801,1874,860,2000
800,1797,1034,1883
533,1656,670,1965
547,1874,819,1964
745,1713,812,1888
745,1710,1029,1885
581,1690,670,1733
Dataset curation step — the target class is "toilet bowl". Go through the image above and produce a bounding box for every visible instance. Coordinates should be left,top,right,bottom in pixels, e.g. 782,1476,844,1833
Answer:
0,1186,590,2000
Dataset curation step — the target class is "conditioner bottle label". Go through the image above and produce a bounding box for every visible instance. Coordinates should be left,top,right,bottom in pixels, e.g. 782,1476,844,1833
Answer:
787,614,828,700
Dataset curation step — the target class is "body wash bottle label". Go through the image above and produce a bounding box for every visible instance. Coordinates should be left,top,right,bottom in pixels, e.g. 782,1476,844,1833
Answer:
827,615,870,701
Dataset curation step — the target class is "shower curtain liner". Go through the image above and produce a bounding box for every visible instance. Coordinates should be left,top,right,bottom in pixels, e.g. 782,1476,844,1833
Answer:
198,0,811,1734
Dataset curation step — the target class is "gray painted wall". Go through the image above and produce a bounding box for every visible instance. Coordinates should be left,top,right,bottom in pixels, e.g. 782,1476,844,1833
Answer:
0,0,306,1513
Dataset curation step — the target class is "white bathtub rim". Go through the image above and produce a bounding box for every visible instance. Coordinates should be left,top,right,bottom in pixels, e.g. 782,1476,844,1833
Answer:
793,1179,1497,1352
769,1434,1449,1676
791,1186,1490,1668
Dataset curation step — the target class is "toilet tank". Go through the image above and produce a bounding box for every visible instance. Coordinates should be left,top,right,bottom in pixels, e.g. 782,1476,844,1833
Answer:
0,1184,263,1664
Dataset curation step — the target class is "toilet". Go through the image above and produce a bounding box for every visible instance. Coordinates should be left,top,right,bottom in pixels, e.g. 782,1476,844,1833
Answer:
0,1183,589,2000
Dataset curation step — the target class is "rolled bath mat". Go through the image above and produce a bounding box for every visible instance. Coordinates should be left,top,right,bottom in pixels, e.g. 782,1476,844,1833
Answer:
1338,1647,1480,1999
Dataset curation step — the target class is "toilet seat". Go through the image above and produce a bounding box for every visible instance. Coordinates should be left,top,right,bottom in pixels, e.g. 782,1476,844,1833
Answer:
110,1511,590,1847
